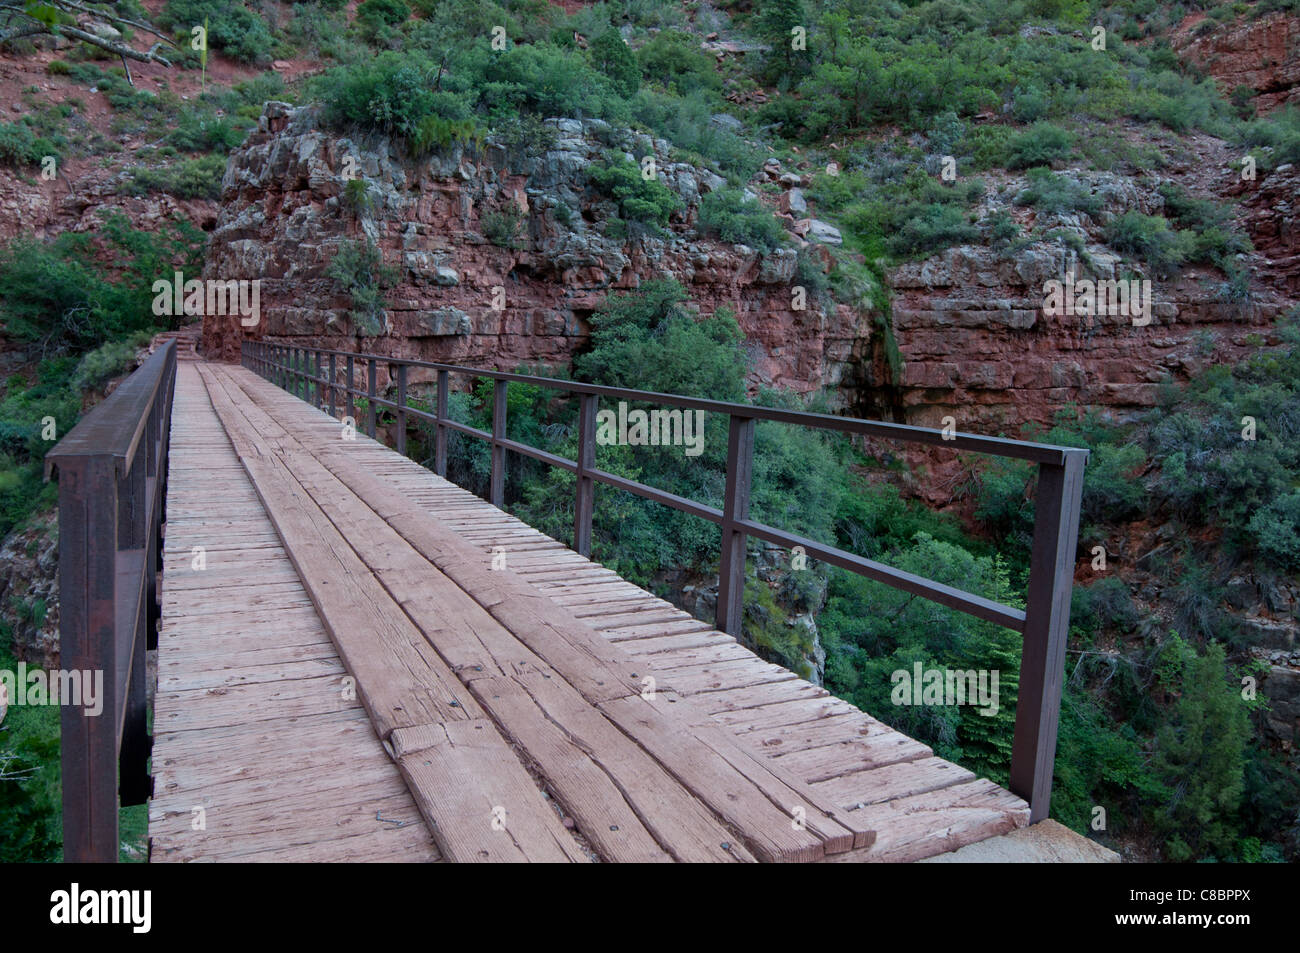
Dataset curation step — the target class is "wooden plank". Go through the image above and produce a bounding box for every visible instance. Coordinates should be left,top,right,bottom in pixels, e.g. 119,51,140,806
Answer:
391,719,589,863
200,365,479,739
810,756,976,809
827,780,1029,864
219,366,870,859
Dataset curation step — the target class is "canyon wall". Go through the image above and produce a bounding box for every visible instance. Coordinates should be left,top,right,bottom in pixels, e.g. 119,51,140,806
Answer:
203,103,874,400
205,104,1293,444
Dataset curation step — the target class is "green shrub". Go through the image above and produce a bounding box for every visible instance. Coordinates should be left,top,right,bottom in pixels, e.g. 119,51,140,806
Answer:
589,30,639,99
482,203,524,248
126,153,226,200
589,154,682,229
0,122,59,168
327,239,396,336
1005,122,1074,169
1104,211,1196,277
0,211,203,352
167,112,250,153
1247,490,1300,570
1015,168,1101,216
70,333,153,393
357,0,410,28
697,188,786,251
315,52,470,139
636,29,719,94
161,0,276,65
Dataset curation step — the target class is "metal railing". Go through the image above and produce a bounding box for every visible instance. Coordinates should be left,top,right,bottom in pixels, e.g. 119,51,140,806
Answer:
45,340,177,862
243,339,1087,822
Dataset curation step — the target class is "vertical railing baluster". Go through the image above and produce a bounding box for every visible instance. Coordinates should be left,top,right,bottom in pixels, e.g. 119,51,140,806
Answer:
366,358,377,438
346,354,355,425
716,415,755,637
396,364,407,456
1010,449,1087,823
574,393,597,557
328,353,337,419
435,369,448,477
490,379,507,507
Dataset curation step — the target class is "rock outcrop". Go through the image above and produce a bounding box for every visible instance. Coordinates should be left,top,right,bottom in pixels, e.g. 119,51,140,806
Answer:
203,103,874,402
888,167,1289,440
1173,11,1300,112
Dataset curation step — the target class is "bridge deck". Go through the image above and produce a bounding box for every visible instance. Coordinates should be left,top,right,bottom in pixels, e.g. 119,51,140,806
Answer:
150,361,1029,862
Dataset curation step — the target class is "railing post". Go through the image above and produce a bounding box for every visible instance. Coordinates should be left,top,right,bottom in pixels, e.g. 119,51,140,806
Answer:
346,354,356,424
435,369,448,477
574,394,597,556
395,364,407,456
716,415,754,637
56,455,120,862
490,379,507,507
366,358,377,438
328,353,337,419
310,350,320,408
1010,449,1087,823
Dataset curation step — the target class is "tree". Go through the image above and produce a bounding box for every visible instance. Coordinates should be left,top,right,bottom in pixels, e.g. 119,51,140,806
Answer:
755,0,809,83
1152,640,1251,860
589,29,638,99
0,1,175,77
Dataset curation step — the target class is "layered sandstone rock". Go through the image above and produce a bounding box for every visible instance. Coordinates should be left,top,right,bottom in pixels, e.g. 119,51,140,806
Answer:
1173,11,1300,112
202,103,872,402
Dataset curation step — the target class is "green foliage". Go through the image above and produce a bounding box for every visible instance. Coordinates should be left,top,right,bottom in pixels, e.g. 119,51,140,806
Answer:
1014,168,1101,216
589,154,682,229
635,29,719,94
821,534,1023,780
697,188,786,252
0,120,60,168
315,52,472,139
342,177,373,216
481,202,525,248
0,647,61,862
126,153,226,200
70,332,153,393
836,169,985,259
411,115,483,156
755,0,810,83
327,239,396,336
589,30,639,99
0,210,204,354
161,0,277,65
167,112,251,153
1104,211,1196,277
1247,491,1300,571
357,0,410,28
1004,122,1074,169
1153,640,1252,860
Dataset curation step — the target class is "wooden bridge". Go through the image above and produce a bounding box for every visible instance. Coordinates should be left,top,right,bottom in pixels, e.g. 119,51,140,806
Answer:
46,339,1090,863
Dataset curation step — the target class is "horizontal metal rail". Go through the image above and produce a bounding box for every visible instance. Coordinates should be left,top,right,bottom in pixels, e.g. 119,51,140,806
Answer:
243,339,1087,822
46,340,177,862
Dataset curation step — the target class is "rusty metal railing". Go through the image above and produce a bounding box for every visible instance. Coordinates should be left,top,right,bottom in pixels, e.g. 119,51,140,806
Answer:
45,340,177,862
243,339,1086,822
